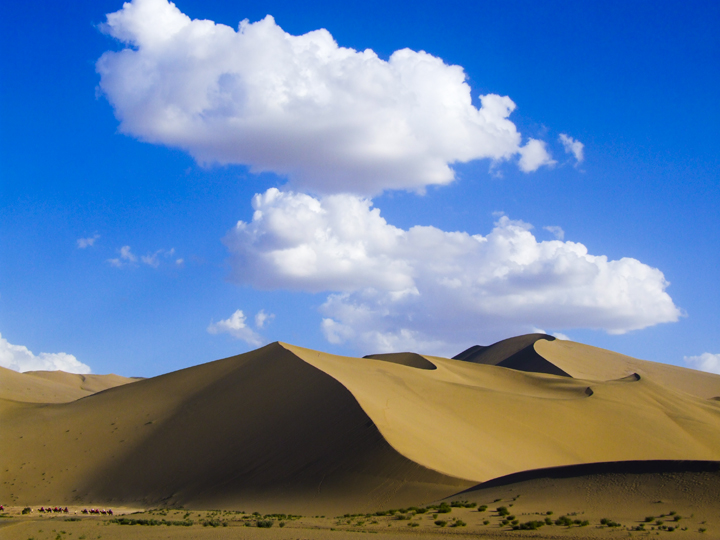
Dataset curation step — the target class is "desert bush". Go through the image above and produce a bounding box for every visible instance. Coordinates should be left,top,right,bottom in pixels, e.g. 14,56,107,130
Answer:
513,520,545,530
600,518,621,527
477,505,487,512
434,520,447,527
544,517,553,525
483,520,490,525
22,508,32,514
645,516,654,522
408,522,419,527
555,515,574,527
450,520,466,527
256,520,273,528
674,515,682,521
436,503,451,514
496,506,509,516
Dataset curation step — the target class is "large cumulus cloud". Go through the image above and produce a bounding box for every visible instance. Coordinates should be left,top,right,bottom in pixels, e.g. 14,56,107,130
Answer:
224,189,682,354
97,0,552,195
0,333,91,373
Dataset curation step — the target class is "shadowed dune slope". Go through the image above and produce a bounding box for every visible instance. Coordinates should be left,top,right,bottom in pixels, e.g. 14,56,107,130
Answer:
286,343,720,483
0,366,138,404
535,339,720,399
0,343,470,513
446,460,720,524
453,334,566,376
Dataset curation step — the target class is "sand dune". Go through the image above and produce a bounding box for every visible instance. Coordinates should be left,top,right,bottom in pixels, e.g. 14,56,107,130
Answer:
535,339,720,399
0,366,138,404
2,337,719,515
0,343,469,514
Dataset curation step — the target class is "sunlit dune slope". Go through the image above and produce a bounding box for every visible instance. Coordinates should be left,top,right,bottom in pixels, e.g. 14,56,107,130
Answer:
0,366,138,404
0,343,470,513
454,335,720,400
534,339,720,399
286,343,720,482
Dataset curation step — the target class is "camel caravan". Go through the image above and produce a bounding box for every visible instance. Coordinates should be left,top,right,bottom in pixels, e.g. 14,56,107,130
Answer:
35,506,113,515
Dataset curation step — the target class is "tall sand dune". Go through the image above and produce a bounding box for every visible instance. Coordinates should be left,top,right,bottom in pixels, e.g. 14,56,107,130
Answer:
2,339,719,514
0,343,470,514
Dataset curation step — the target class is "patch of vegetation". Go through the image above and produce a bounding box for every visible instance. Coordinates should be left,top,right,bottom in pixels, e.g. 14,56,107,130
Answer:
434,520,447,527
22,507,32,514
436,503,451,514
408,522,419,527
600,518,621,527
450,500,476,508
65,518,81,522
477,505,487,512
513,520,545,530
497,506,510,516
111,518,193,527
256,520,273,528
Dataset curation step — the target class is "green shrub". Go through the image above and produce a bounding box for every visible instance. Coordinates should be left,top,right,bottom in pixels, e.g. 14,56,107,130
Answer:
256,520,273,528
450,520,466,527
496,506,509,516
434,520,447,527
436,503,451,514
645,516,654,522
477,505,487,512
513,520,545,530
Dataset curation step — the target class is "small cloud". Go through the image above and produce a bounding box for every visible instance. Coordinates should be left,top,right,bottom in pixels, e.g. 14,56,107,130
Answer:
254,310,275,329
0,332,91,373
107,245,137,267
552,332,570,341
559,133,584,164
141,250,161,268
208,309,263,346
518,139,556,172
175,258,184,265
77,234,100,249
684,352,720,375
544,225,565,240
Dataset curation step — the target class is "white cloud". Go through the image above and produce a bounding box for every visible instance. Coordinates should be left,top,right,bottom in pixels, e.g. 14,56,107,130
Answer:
559,133,584,163
77,234,100,248
543,225,565,240
207,310,263,346
141,250,161,268
518,139,556,172
684,353,720,375
224,189,681,354
97,0,553,196
109,246,178,268
107,245,138,267
0,332,91,373
254,309,274,329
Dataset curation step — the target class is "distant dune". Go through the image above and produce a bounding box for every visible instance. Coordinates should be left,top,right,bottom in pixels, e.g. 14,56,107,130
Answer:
0,366,138,403
1,336,719,515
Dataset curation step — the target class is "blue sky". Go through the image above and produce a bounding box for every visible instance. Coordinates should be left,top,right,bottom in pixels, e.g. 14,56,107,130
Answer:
1,0,718,377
